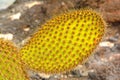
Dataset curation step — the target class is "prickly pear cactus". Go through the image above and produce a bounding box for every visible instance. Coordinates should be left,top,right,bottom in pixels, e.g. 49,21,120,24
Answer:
0,39,28,80
20,9,106,74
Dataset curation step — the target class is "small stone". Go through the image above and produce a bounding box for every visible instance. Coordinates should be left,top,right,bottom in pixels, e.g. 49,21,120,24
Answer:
9,12,21,20
0,33,13,40
48,74,61,80
70,70,82,77
88,71,98,80
38,73,51,79
99,41,114,48
23,26,30,32
25,1,44,8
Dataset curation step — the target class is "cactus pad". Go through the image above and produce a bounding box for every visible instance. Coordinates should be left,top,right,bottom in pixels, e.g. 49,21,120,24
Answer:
20,9,105,74
0,39,28,80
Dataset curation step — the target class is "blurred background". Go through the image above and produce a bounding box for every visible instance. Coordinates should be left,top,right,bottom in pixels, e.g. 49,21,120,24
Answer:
0,0,120,80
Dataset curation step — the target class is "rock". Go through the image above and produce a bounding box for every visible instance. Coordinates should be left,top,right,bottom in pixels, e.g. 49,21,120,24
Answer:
100,0,120,22
115,43,120,50
0,0,16,11
70,70,82,77
99,41,114,48
88,72,98,80
0,33,13,40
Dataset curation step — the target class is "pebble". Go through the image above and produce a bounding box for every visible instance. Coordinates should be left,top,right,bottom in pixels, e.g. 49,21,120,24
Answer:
88,71,98,80
99,41,114,48
48,74,61,80
9,12,21,20
25,1,44,8
0,33,13,40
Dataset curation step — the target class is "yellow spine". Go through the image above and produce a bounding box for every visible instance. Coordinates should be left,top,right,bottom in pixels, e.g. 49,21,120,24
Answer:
0,39,28,80
20,9,106,74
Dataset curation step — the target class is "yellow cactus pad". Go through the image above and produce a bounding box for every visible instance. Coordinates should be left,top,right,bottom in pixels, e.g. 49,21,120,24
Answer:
0,39,28,80
20,9,105,74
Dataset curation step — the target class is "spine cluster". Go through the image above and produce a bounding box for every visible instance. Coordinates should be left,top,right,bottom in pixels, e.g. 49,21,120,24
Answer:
20,9,105,74
0,8,106,80
0,39,28,80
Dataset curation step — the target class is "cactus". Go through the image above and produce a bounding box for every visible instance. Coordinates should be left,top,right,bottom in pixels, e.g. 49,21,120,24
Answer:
20,9,106,74
0,39,28,80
